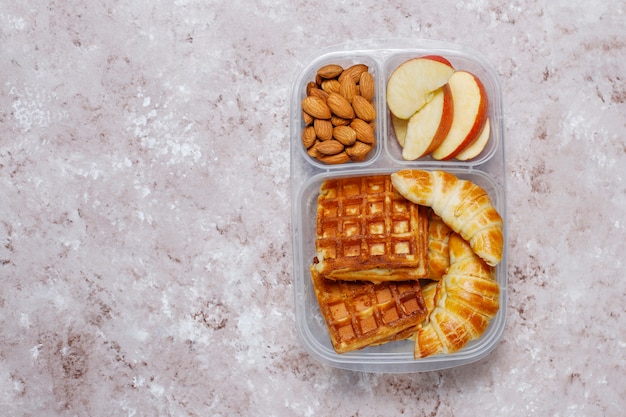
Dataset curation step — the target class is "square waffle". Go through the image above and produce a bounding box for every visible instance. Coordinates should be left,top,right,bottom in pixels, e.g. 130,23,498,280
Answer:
310,266,428,354
312,175,429,282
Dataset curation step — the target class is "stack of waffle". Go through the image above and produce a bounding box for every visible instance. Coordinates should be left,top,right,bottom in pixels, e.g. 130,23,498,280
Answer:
310,175,451,354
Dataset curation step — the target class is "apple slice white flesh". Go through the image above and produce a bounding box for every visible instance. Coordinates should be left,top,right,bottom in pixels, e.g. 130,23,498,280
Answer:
386,57,455,119
455,117,491,161
402,83,454,160
391,114,408,147
431,70,488,160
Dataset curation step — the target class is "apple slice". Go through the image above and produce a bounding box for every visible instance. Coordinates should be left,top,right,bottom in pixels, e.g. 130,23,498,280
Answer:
391,114,408,147
455,117,491,161
431,70,488,160
386,57,455,119
402,83,454,160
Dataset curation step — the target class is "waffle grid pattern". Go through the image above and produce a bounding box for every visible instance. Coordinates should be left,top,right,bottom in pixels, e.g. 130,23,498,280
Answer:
315,175,425,272
311,270,428,352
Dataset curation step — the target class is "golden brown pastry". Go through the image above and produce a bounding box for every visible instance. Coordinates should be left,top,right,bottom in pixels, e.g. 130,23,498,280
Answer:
414,233,499,358
420,280,439,315
312,175,429,282
391,169,504,266
310,266,428,353
406,280,437,343
426,211,452,280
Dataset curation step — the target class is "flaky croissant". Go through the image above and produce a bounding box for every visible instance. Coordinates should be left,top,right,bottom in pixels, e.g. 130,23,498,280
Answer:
414,233,499,358
426,212,452,280
391,169,504,266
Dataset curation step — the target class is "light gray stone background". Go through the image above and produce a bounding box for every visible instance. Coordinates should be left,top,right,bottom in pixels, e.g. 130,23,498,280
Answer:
1,1,624,416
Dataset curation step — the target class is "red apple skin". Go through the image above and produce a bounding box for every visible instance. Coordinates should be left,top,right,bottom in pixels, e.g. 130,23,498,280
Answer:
446,77,488,160
421,55,453,68
433,71,489,160
455,117,491,161
422,82,454,156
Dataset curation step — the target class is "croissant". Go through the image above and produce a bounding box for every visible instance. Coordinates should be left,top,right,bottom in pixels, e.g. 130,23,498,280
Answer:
426,211,452,280
414,233,500,358
421,280,439,314
391,169,504,266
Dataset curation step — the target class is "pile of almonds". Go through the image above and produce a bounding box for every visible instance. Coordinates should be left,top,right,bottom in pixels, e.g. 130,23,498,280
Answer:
301,63,377,164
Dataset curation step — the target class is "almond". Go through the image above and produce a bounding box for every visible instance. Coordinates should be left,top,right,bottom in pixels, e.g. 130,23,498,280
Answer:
321,79,341,94
314,119,333,141
338,64,368,84
339,76,358,103
327,92,355,119
358,71,375,101
306,81,317,96
346,141,372,161
302,96,331,119
307,144,323,158
352,95,376,122
330,115,350,126
302,110,313,126
308,88,329,102
317,64,343,79
333,125,357,146
302,63,375,165
302,126,317,148
315,139,345,155
318,151,350,165
350,118,375,144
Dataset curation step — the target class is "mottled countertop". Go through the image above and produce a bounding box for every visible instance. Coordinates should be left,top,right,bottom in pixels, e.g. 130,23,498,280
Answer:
1,1,624,416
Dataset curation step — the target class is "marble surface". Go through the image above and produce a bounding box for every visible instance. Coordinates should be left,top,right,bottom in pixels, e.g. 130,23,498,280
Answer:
1,1,624,416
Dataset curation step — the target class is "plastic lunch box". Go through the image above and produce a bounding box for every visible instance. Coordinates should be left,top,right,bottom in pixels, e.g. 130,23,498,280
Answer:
290,39,507,373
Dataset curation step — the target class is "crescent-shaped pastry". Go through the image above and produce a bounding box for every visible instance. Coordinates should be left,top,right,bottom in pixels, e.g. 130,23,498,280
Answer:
391,169,503,266
414,233,500,358
426,211,452,280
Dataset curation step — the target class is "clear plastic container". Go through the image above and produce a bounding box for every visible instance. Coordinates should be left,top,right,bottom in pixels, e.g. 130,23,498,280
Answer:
290,39,507,373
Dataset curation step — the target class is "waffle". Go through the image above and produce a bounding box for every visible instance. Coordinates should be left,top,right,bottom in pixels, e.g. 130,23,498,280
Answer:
310,266,428,353
312,175,429,282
